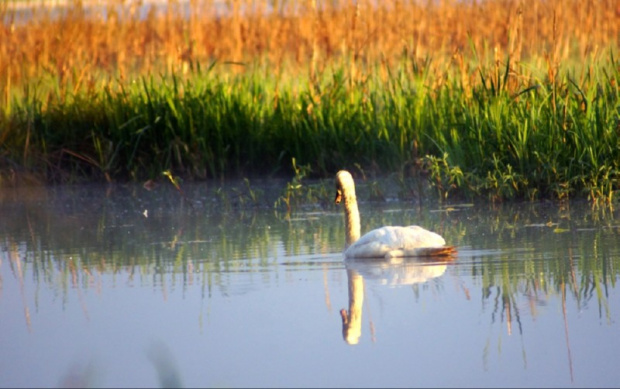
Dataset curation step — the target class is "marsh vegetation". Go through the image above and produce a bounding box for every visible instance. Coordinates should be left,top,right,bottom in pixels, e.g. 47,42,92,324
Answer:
1,0,619,204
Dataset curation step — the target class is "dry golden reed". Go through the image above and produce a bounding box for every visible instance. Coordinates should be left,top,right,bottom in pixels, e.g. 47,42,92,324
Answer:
0,0,618,96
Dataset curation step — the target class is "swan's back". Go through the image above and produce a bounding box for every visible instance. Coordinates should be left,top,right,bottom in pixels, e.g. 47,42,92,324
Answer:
344,226,449,259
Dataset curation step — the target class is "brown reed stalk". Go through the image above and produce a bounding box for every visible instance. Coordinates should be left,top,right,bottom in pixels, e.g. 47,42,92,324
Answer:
0,0,617,94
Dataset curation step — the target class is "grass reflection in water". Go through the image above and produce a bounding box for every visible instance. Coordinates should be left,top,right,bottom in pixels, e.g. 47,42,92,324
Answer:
1,184,619,386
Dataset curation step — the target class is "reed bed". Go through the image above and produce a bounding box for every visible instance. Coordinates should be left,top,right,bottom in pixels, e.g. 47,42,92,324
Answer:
0,0,619,203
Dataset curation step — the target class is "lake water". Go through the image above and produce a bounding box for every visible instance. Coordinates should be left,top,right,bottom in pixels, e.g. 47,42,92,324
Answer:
1,181,619,388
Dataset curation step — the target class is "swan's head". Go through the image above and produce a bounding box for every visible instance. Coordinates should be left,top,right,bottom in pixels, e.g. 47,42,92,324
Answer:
335,170,355,204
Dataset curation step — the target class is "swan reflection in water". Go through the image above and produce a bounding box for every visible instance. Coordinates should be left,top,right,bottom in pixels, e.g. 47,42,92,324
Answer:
340,257,451,345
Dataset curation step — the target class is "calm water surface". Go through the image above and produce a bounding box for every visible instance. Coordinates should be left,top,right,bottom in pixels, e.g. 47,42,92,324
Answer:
1,182,619,388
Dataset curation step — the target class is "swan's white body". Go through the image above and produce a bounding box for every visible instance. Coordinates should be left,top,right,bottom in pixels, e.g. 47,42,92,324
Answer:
335,170,455,259
344,225,448,258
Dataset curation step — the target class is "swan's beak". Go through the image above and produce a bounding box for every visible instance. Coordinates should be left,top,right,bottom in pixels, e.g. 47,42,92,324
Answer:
335,189,342,204
340,309,349,324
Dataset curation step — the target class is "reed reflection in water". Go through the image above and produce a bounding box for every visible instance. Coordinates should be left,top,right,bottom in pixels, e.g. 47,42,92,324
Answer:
1,182,620,387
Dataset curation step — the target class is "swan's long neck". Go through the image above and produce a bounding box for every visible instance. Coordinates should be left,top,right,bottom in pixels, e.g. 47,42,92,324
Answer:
343,186,361,248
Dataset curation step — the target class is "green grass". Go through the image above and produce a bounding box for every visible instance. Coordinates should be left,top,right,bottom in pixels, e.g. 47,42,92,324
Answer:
1,53,619,204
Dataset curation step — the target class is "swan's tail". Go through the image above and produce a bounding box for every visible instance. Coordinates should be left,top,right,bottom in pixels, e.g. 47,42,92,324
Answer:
386,246,457,258
418,246,457,257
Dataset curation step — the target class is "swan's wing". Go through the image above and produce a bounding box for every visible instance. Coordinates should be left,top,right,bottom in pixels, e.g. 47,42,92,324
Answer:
398,226,447,248
344,226,447,258
344,228,393,258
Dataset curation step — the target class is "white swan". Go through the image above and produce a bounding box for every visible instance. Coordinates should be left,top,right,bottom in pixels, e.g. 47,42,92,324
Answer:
335,170,456,258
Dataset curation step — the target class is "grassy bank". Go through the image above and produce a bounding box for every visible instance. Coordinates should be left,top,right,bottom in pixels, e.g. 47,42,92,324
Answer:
1,0,619,204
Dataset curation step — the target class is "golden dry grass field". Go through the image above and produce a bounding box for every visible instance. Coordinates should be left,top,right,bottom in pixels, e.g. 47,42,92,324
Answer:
1,0,618,96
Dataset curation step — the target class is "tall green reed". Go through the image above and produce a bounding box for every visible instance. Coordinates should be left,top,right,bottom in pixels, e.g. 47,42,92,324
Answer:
2,53,619,205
